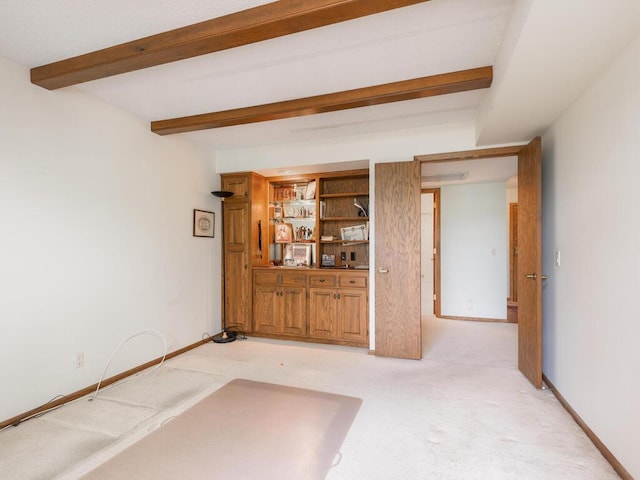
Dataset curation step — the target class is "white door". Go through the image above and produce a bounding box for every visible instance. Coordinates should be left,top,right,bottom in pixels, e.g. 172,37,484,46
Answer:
421,193,434,316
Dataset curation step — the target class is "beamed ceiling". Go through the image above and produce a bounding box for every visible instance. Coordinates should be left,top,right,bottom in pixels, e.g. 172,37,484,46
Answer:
1,1,639,150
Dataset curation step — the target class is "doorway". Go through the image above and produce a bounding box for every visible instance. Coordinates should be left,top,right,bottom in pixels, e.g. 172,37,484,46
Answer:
420,190,435,317
414,138,543,388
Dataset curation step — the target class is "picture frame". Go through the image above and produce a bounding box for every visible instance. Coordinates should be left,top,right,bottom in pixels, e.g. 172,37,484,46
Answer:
274,223,293,243
193,209,215,237
304,180,316,200
284,243,313,266
340,224,367,242
321,253,336,267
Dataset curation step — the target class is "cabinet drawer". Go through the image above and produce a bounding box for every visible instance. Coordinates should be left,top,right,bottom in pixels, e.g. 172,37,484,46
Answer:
254,271,280,286
339,275,367,288
309,274,337,287
282,272,307,286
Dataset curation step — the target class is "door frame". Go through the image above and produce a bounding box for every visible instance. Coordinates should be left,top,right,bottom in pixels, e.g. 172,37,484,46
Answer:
420,188,440,317
415,140,542,387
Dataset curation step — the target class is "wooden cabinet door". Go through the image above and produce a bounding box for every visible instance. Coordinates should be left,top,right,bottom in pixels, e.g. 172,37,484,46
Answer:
309,288,338,339
253,285,280,334
224,202,251,332
338,289,368,343
222,174,250,200
281,287,306,336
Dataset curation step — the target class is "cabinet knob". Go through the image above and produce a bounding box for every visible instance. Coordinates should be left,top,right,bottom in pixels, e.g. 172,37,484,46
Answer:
349,280,355,284
319,279,325,283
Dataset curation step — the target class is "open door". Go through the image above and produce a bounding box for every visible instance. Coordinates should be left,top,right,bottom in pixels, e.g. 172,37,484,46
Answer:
374,161,421,359
415,138,543,388
516,137,543,388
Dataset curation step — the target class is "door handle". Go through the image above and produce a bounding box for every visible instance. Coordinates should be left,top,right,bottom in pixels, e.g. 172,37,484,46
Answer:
525,273,548,280
378,267,389,274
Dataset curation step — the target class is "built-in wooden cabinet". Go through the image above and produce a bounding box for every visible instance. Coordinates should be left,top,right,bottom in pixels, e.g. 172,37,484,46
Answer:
308,272,368,344
253,268,368,346
221,173,268,334
222,168,369,347
253,270,307,336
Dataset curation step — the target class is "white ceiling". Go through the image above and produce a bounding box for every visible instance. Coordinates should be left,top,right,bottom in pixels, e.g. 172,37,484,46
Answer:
421,156,517,188
0,0,639,152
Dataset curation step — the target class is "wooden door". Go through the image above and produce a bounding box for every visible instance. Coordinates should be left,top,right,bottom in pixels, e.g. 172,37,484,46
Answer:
517,137,543,388
224,202,251,332
374,161,422,359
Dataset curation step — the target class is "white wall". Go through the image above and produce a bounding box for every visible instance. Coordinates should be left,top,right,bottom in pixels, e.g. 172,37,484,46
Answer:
0,56,221,421
440,183,507,319
542,34,640,478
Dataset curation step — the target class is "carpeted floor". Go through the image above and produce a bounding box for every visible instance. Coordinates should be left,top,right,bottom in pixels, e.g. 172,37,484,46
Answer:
0,316,620,479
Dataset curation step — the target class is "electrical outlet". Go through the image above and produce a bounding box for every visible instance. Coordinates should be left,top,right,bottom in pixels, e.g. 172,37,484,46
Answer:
340,252,346,261
74,352,84,368
350,252,356,261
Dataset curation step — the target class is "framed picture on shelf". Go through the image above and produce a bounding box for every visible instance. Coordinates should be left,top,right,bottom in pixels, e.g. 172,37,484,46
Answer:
284,243,312,266
193,209,215,237
321,254,336,267
340,224,367,242
275,223,293,243
304,180,316,199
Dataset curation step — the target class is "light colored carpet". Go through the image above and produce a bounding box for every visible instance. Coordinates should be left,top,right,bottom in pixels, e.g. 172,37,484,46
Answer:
0,316,621,480
80,379,362,480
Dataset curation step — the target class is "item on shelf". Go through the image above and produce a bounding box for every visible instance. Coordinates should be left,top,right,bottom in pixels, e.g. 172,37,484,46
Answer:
321,235,335,242
295,225,314,242
284,205,299,218
275,223,293,243
284,243,312,266
274,186,296,201
354,198,368,217
340,225,368,242
321,254,336,267
304,180,316,199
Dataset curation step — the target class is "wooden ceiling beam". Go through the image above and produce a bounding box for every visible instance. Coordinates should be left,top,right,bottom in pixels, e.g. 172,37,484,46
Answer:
151,66,493,135
31,0,430,90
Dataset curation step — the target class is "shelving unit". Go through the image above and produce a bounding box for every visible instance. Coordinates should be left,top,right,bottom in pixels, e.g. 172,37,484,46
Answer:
317,171,369,269
268,178,317,266
263,169,370,268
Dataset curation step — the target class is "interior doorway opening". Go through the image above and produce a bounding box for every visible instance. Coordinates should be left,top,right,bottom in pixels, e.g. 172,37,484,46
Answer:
420,157,517,322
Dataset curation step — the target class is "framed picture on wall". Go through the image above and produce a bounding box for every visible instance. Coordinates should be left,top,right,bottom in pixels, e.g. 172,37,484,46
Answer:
193,209,215,237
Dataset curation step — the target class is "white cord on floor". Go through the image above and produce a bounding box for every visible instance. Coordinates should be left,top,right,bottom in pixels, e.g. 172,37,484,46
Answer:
90,329,168,401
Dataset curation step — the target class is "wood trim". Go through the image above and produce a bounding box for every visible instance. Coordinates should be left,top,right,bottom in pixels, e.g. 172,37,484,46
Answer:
0,338,210,430
508,202,518,302
542,374,633,480
421,188,440,317
151,67,493,134
31,0,430,90
440,315,510,323
415,144,525,163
